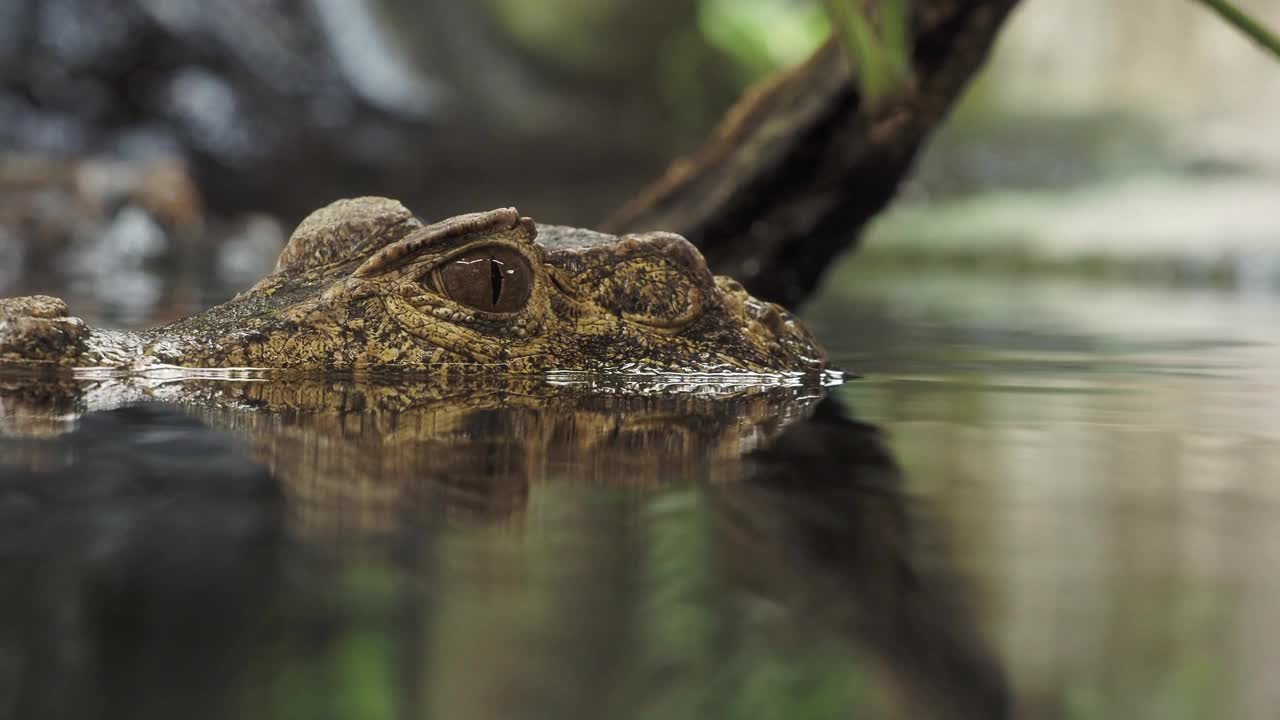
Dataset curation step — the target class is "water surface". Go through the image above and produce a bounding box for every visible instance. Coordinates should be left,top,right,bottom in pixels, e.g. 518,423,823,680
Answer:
2,265,1277,719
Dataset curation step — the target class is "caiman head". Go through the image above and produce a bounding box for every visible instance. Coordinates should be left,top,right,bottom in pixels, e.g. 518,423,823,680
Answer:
0,197,828,374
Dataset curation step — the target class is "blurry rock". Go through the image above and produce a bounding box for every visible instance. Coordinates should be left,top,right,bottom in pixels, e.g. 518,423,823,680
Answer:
160,66,263,168
0,154,210,321
0,0,689,223
76,156,204,235
68,206,166,323
0,154,204,246
80,206,167,263
216,214,287,287
0,0,442,216
0,156,85,249
0,227,21,295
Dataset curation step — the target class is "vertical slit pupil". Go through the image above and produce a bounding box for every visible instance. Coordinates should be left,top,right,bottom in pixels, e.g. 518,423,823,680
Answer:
489,257,503,306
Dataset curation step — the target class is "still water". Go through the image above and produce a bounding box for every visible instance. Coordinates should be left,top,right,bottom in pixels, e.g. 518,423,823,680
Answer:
1,263,1277,719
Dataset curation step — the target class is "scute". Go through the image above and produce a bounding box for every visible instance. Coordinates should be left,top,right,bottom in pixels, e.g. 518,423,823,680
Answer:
273,197,423,275
542,229,716,329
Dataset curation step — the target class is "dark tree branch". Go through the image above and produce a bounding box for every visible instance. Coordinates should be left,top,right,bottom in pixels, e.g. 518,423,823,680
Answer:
604,0,1023,309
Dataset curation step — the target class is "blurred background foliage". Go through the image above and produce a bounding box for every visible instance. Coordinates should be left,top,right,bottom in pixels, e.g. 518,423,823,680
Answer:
1,0,1279,315
465,0,836,143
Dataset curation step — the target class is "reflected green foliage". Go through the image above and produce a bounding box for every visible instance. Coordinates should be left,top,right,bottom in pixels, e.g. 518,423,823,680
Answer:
330,630,397,720
243,566,402,720
635,489,727,718
232,487,872,719
639,490,715,666
328,568,400,720
725,641,865,720
1062,594,1225,720
635,488,868,720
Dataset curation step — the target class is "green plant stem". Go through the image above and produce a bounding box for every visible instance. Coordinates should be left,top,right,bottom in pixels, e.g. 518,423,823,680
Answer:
824,0,912,104
1193,0,1280,61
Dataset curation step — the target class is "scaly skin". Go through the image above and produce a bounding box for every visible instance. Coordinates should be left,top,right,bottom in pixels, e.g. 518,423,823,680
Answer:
0,197,826,374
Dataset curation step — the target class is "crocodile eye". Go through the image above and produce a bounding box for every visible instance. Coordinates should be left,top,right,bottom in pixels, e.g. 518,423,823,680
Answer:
439,246,532,313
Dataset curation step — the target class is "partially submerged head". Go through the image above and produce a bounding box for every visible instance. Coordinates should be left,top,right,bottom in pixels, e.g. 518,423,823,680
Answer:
4,197,829,375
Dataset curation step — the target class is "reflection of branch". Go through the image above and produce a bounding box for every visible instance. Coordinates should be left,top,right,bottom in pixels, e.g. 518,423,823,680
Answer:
605,0,1021,309
1193,0,1280,61
716,398,1009,719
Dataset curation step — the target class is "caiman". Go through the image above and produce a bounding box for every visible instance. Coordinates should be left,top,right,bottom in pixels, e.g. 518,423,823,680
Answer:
0,197,827,375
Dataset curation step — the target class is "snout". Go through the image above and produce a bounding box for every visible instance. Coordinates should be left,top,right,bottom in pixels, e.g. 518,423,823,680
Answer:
714,277,827,372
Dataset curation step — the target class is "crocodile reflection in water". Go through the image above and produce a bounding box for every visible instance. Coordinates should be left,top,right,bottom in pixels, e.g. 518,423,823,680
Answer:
0,393,1007,719
0,374,829,530
0,197,827,374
